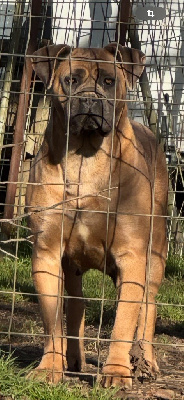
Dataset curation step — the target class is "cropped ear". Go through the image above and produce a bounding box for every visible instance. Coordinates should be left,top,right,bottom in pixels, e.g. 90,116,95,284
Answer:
31,44,71,88
105,43,146,89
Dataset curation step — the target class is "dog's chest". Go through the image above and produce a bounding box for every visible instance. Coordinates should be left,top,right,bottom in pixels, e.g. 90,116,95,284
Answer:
63,153,118,210
64,212,116,271
62,155,119,270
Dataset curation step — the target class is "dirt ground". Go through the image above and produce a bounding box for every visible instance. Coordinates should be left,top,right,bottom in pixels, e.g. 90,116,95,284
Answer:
0,301,183,400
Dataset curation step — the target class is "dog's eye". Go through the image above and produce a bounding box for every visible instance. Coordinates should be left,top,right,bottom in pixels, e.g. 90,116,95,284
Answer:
104,77,115,86
64,76,77,85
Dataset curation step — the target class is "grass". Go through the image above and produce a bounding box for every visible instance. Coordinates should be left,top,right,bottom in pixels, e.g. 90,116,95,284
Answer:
83,270,116,326
156,253,184,323
157,276,184,322
165,252,184,278
0,256,35,302
0,352,120,400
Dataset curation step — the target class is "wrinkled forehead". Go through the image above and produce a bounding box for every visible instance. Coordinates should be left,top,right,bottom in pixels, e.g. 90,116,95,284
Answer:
58,48,119,76
71,48,114,62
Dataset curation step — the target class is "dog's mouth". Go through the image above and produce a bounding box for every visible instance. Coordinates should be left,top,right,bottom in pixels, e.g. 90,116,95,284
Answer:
70,113,112,137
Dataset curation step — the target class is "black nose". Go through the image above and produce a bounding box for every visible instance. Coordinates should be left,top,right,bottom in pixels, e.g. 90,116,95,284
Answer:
79,93,98,108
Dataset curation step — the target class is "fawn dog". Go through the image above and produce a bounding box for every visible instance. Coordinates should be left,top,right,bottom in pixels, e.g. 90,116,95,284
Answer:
26,43,168,389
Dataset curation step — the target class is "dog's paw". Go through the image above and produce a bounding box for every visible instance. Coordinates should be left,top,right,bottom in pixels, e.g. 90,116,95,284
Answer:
26,353,65,384
66,342,85,372
67,353,86,372
101,364,132,390
26,367,64,384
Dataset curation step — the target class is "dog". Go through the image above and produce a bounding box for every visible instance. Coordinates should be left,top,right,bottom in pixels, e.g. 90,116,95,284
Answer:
26,43,168,389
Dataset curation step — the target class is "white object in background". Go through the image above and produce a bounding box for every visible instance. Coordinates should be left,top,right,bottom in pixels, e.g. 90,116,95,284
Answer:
52,0,119,47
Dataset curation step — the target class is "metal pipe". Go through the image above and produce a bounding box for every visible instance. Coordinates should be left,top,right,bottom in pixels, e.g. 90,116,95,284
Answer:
3,0,43,228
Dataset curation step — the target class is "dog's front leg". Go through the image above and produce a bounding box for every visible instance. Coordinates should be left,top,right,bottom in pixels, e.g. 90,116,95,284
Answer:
64,262,85,372
102,252,146,390
29,246,66,383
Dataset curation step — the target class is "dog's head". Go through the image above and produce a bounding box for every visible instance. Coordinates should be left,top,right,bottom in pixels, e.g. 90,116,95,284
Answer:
32,43,145,138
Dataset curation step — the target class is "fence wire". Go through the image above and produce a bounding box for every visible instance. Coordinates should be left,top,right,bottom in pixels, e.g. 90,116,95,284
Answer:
0,0,183,397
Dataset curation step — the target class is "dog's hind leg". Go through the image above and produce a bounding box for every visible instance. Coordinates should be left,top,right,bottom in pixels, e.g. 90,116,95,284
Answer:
28,245,66,383
63,260,85,372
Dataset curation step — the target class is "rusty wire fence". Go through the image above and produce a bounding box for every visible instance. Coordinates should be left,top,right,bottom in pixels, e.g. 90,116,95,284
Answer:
0,0,184,397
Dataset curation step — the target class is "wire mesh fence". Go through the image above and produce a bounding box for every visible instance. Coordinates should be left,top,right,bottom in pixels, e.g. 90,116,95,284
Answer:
0,0,183,398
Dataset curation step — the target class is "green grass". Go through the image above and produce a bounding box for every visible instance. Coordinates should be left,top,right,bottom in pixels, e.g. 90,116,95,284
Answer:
83,270,116,325
0,352,120,400
165,252,184,278
157,277,184,322
0,256,35,302
156,253,184,323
